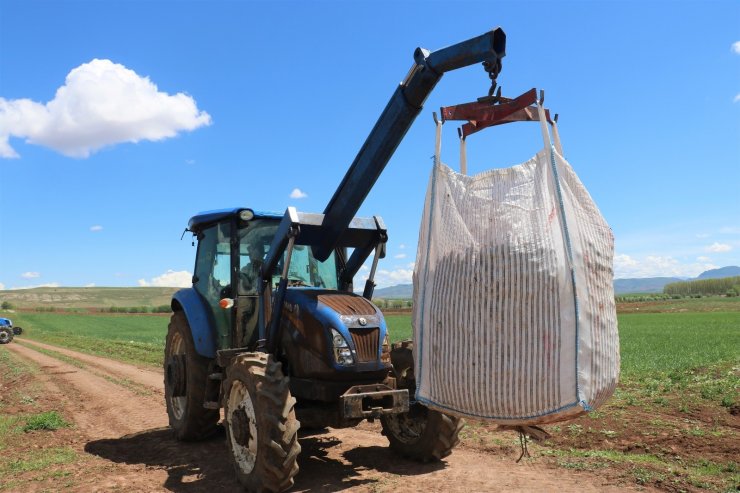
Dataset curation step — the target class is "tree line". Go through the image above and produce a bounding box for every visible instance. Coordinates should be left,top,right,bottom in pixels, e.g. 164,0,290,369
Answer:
663,276,740,297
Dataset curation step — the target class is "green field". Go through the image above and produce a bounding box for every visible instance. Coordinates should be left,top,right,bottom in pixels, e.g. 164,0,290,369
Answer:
8,305,739,379
9,312,169,367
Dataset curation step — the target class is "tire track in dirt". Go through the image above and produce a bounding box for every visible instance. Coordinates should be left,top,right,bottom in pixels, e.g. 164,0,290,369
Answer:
5,342,167,438
4,341,656,492
16,338,163,392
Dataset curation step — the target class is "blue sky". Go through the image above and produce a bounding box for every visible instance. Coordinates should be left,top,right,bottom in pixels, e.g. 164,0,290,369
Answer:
1,0,738,290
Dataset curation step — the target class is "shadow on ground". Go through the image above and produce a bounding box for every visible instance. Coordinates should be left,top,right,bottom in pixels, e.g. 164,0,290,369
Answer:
85,426,447,492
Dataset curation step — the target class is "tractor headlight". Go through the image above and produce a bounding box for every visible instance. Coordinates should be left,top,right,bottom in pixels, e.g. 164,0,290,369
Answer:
330,328,354,366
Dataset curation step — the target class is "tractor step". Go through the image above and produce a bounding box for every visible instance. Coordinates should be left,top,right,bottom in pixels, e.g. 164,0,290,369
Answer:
208,372,224,380
203,401,220,410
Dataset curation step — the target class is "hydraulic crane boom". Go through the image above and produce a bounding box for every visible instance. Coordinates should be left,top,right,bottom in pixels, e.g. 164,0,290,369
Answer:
313,28,506,261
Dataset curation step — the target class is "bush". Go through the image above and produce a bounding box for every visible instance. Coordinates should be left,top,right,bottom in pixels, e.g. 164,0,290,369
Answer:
22,411,70,432
1,301,14,310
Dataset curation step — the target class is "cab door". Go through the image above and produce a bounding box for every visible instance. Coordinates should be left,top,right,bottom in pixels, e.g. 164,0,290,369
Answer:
193,221,234,349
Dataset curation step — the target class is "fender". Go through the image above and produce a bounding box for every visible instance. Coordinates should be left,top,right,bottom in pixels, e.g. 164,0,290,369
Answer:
171,288,216,358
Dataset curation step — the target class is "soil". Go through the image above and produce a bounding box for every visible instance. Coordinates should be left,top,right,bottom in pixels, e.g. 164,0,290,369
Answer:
2,340,666,492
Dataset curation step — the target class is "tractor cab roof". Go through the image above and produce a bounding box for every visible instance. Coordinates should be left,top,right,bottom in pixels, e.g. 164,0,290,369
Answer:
187,208,282,231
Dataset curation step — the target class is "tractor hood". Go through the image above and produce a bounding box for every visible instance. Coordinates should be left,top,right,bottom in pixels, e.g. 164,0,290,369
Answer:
283,289,383,329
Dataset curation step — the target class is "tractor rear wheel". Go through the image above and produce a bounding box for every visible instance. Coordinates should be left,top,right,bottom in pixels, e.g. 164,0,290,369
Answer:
0,327,13,344
381,341,464,462
164,311,219,440
224,353,300,493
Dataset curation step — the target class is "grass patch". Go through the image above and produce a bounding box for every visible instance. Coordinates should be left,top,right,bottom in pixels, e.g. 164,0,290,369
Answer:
0,446,77,474
22,411,70,432
0,345,37,379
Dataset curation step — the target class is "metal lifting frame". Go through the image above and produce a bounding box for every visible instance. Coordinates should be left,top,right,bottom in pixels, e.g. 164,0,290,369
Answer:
314,28,506,262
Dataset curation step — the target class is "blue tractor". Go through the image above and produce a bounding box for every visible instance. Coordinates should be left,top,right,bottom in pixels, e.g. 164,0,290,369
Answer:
164,28,506,492
0,317,21,344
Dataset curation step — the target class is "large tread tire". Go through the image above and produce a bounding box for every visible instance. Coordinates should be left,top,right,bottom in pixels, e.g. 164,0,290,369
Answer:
381,340,464,462
224,353,300,493
164,311,219,441
12,326,22,336
0,328,13,344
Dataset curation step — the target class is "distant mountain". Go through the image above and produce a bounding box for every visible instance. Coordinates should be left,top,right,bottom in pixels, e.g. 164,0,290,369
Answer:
696,266,740,280
373,284,413,299
374,266,740,297
0,286,179,309
613,277,682,294
615,266,740,294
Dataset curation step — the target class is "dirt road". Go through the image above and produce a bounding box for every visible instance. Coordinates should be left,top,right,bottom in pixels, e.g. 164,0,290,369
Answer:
4,340,654,492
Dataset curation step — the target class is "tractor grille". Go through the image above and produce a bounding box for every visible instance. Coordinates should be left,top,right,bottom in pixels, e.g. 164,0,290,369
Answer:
349,327,379,363
318,294,376,316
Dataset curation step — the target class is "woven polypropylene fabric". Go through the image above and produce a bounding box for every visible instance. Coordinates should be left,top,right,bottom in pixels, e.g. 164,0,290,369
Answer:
412,147,619,425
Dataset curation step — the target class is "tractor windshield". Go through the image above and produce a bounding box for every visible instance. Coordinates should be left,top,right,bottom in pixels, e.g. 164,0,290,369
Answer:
237,220,340,295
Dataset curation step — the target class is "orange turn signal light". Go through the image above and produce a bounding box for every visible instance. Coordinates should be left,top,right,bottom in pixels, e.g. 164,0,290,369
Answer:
219,298,234,309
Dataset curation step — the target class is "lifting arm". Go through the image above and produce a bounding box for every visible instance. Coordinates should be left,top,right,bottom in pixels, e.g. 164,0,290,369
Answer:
313,28,506,261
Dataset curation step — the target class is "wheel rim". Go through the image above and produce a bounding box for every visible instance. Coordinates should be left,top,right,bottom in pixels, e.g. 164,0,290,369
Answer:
386,406,428,444
0,331,9,343
167,332,187,420
227,380,258,475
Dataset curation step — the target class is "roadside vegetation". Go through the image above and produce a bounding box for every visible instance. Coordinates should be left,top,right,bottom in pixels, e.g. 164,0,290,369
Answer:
0,350,80,491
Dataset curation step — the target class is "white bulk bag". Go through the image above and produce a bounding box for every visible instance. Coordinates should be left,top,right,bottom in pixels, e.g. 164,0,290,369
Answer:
412,104,619,425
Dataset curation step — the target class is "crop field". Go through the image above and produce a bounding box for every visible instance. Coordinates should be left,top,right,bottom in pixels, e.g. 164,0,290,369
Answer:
8,312,168,367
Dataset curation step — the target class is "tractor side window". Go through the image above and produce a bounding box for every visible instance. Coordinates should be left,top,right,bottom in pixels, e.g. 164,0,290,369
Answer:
194,222,232,301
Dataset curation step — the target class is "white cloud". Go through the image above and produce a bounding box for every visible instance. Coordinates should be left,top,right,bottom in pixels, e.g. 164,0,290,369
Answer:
90,225,103,232
394,253,407,259
289,188,308,199
706,242,732,253
138,269,192,287
21,272,40,279
732,41,740,54
0,282,5,290
734,94,740,104
696,256,712,262
695,233,710,239
185,159,196,165
407,262,416,269
719,226,740,234
0,59,211,158
375,268,413,287
399,243,406,249
614,253,717,279
85,283,96,287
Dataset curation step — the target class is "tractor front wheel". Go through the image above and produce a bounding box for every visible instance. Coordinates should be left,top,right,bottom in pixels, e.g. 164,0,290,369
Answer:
164,311,219,440
224,353,300,493
0,327,13,344
12,326,22,336
381,340,464,462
